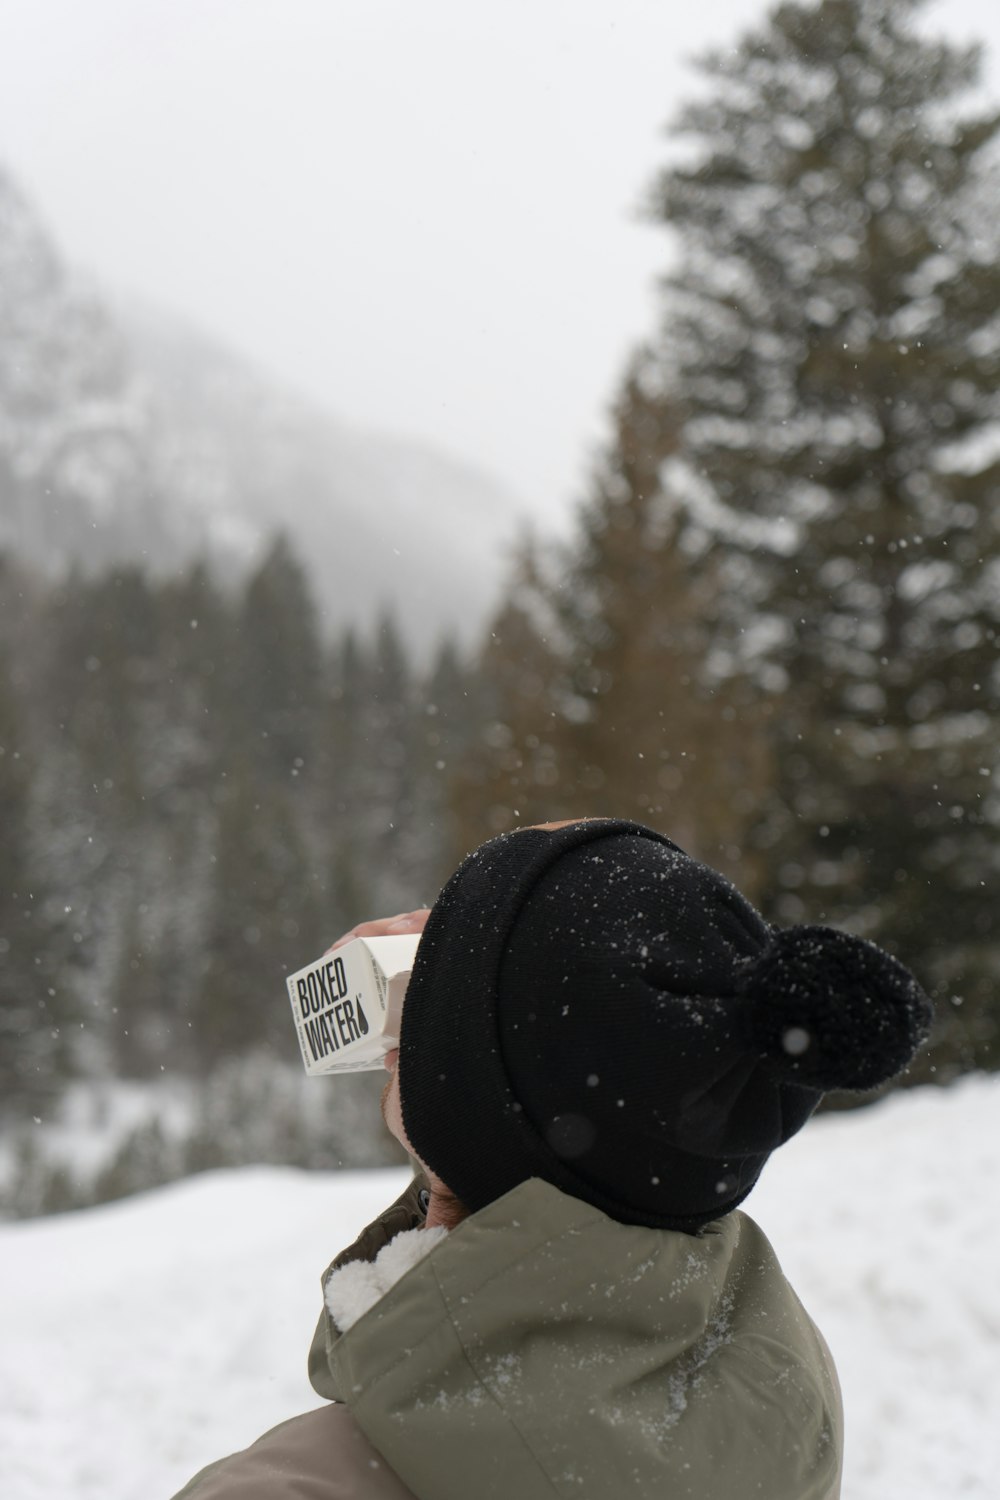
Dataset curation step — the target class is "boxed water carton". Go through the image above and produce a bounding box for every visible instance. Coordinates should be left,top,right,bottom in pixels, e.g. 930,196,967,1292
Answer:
287,933,421,1075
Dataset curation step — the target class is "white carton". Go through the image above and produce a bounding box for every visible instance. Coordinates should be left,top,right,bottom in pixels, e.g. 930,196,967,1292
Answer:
286,934,421,1075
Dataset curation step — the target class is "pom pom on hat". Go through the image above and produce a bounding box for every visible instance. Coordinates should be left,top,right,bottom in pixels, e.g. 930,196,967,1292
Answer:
740,924,934,1092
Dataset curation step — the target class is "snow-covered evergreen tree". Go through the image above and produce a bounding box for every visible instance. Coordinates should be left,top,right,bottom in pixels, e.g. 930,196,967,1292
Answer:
649,0,1000,1072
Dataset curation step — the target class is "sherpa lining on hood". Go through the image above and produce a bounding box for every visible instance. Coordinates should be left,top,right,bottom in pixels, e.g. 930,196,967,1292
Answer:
325,1224,448,1333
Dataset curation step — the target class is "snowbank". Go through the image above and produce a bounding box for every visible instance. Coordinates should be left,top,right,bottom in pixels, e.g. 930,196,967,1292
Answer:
1,1076,996,1499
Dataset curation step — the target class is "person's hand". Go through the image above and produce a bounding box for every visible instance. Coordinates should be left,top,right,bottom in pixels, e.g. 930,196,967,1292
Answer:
324,909,431,955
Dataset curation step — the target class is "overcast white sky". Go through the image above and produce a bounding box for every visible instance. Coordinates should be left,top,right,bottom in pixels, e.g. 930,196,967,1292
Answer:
1,0,998,530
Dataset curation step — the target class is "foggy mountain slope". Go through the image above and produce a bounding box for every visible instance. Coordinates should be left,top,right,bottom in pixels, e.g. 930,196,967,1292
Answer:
117,297,523,643
0,167,172,571
0,164,521,643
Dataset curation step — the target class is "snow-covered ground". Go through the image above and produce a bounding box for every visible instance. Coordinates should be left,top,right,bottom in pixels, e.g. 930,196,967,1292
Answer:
1,1076,996,1500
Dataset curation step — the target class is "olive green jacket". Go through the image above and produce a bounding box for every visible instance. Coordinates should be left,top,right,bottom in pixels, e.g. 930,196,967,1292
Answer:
175,1176,842,1499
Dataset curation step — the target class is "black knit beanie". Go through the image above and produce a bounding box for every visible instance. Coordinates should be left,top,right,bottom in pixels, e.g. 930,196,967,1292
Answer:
398,818,932,1232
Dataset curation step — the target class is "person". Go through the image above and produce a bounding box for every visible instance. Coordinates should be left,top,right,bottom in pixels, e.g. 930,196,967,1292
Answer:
172,817,932,1499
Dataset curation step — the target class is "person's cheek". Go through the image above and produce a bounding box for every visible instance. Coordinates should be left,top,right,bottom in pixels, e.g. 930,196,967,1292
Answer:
380,1066,403,1142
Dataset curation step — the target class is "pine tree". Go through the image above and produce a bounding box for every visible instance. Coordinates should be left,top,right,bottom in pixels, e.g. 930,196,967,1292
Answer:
448,542,572,852
648,0,1000,1072
419,636,478,877
235,534,324,777
0,648,70,1114
192,760,325,1070
553,358,773,882
312,627,376,932
450,363,773,888
360,612,426,911
325,614,428,913
156,560,235,795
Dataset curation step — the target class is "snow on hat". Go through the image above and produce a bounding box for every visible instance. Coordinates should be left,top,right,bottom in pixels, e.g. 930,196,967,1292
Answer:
398,818,932,1232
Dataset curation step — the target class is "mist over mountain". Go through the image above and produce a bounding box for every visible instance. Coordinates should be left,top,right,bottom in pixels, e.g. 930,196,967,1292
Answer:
0,166,170,572
0,165,523,644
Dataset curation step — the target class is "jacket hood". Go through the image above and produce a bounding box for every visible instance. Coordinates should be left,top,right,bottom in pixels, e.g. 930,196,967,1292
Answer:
311,1178,842,1500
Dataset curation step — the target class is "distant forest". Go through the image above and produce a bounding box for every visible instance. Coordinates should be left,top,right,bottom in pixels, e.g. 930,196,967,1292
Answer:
2,0,999,1214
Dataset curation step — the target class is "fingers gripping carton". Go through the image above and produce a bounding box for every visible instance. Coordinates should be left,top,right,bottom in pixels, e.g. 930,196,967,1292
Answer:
287,934,421,1075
